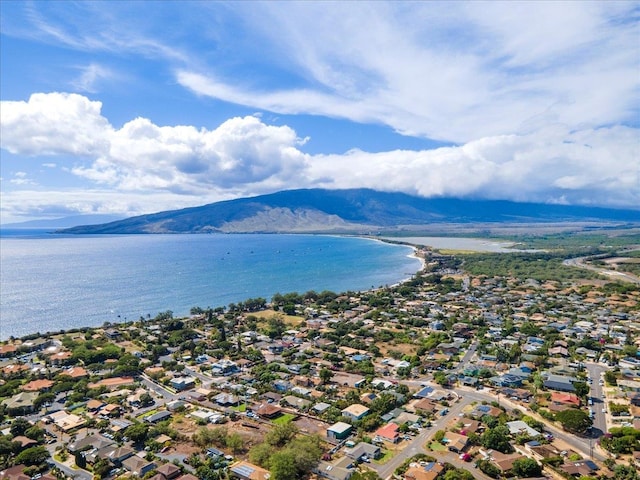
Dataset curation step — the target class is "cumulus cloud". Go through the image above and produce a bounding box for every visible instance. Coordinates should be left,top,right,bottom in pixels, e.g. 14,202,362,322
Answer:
1,92,311,196
0,92,111,156
1,92,638,224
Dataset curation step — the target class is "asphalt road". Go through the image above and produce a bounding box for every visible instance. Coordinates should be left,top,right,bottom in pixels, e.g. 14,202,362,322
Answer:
369,380,612,480
370,392,494,480
584,362,610,435
563,256,640,284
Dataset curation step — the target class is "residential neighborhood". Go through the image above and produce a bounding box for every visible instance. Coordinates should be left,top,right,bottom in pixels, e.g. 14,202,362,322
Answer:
1,245,639,480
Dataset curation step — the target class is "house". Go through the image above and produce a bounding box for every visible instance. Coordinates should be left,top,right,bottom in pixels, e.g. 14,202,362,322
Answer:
374,423,399,443
106,446,135,466
86,399,106,412
345,442,381,461
559,460,599,477
1,392,38,414
313,459,353,480
229,460,271,480
488,451,528,476
411,398,438,414
281,395,311,410
543,374,576,392
214,393,240,406
68,434,114,453
155,463,181,480
326,422,353,441
404,461,445,480
506,420,541,437
20,379,54,392
414,386,434,399
122,455,156,476
145,410,172,423
170,376,196,391
472,404,502,418
442,431,468,453
550,392,581,408
0,464,30,480
255,403,283,419
341,404,370,421
313,402,331,414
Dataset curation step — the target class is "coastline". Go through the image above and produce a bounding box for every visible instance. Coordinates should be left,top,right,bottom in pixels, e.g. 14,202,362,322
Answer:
0,233,421,341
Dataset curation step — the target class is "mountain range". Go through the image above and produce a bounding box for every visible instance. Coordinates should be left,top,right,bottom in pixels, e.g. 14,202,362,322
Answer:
57,189,640,235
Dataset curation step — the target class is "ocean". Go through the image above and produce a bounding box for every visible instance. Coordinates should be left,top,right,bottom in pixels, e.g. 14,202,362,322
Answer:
0,230,421,340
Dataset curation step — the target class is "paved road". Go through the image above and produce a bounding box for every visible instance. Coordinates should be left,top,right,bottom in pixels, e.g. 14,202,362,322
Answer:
369,393,494,480
585,362,610,435
140,374,178,401
563,256,640,284
381,381,610,474
49,459,93,480
460,386,609,462
456,341,478,373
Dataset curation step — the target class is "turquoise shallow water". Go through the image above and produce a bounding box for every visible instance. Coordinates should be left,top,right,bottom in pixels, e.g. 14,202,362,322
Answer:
0,232,421,340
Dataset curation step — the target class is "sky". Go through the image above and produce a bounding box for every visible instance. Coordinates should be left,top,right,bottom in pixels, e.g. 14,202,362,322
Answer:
1,1,639,224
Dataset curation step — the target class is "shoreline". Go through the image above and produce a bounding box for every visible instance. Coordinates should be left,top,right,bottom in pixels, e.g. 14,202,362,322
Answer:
1,234,423,342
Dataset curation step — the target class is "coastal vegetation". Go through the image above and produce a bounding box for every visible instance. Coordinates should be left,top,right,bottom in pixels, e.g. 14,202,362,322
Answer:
0,232,639,480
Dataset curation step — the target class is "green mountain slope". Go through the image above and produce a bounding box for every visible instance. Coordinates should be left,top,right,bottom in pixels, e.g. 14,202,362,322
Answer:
59,189,640,234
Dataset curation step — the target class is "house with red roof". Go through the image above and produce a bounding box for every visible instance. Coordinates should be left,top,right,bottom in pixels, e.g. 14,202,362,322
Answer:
374,423,399,443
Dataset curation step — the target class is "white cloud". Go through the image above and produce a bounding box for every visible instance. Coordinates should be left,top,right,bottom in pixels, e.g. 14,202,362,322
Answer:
178,2,639,143
0,93,111,156
71,63,113,93
1,92,310,195
0,188,218,224
1,92,638,221
9,171,37,186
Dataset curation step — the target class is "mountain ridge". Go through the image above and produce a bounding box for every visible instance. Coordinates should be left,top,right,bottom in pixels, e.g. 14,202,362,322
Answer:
59,189,640,234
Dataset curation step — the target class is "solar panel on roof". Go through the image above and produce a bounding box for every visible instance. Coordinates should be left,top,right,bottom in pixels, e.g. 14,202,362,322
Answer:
232,465,255,476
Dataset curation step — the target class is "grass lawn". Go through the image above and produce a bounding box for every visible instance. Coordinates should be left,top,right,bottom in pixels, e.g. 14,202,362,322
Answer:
373,449,394,464
428,441,447,452
137,408,158,420
272,413,296,425
252,309,305,327
231,404,247,412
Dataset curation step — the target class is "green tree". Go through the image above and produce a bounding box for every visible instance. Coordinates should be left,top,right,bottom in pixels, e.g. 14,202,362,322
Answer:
477,459,501,478
264,422,298,447
15,446,49,466
270,450,298,480
481,425,513,454
249,443,272,467
612,464,640,480
10,418,31,437
93,458,112,479
444,470,474,480
573,381,590,399
512,457,542,477
226,432,244,454
125,422,150,444
350,473,382,480
555,409,592,435
319,368,334,384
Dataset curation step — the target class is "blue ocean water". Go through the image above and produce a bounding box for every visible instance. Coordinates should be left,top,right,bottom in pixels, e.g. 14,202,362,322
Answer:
0,231,421,340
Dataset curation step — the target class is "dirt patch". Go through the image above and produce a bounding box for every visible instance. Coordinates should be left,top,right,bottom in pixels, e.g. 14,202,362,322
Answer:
294,415,331,436
378,342,417,356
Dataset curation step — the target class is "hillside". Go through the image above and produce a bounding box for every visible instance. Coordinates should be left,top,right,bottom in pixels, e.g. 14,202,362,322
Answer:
59,189,640,234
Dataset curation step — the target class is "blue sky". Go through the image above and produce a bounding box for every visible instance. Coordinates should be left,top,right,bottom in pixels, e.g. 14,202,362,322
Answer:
1,1,639,223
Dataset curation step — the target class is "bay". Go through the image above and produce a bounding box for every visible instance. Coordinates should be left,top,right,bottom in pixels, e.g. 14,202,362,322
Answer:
0,232,421,340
